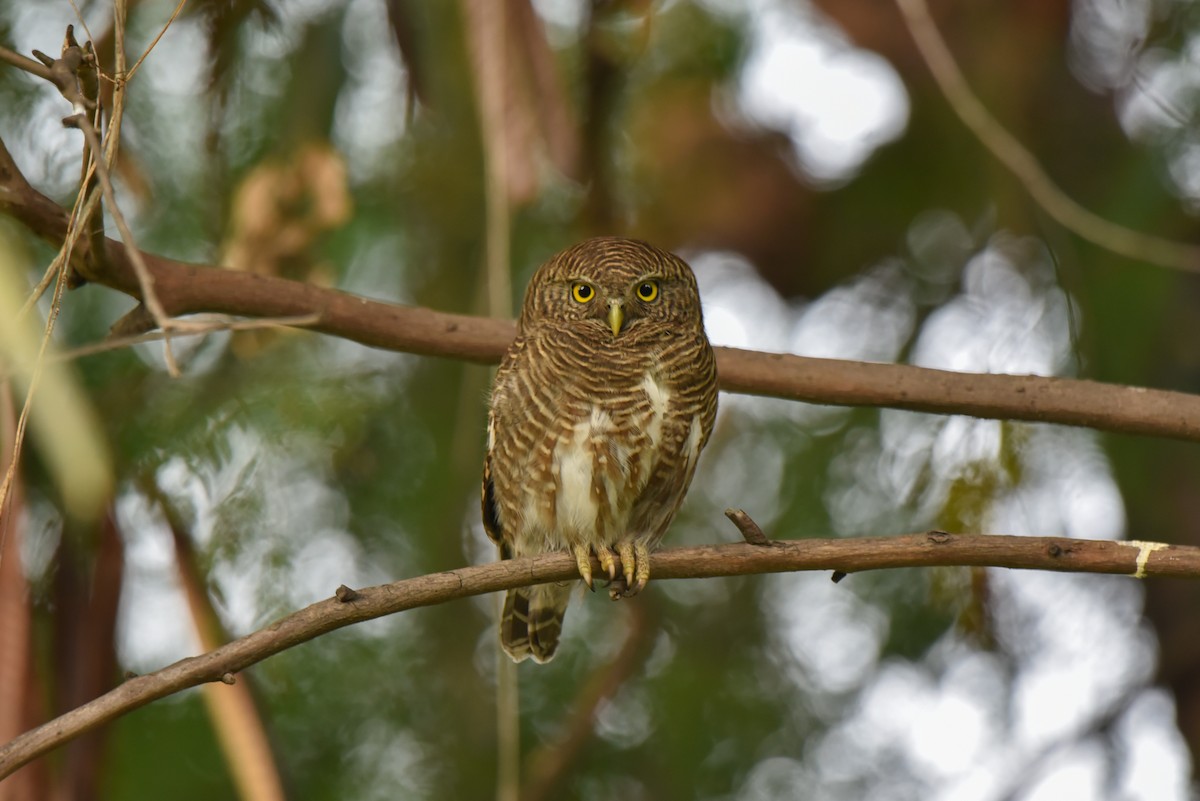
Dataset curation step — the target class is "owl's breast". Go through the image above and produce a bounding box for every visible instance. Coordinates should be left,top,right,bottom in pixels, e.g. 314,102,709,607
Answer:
491,324,713,554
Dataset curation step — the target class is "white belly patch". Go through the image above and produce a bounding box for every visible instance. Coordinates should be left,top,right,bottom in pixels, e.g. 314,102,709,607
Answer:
552,407,613,536
541,376,677,549
640,372,671,450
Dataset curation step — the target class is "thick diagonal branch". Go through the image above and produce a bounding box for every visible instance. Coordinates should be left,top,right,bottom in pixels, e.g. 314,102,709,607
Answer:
3,139,1200,441
0,529,1196,778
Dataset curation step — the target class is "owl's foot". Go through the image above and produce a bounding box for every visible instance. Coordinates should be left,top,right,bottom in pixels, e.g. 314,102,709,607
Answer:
608,541,651,599
575,545,623,590
632,541,651,594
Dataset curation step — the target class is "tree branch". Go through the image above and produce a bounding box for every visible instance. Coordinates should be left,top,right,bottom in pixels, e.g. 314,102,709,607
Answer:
0,527,1195,778
0,43,55,83
0,143,1197,442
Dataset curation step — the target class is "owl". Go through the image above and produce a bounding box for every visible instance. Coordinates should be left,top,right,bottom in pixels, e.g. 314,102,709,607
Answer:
482,237,719,663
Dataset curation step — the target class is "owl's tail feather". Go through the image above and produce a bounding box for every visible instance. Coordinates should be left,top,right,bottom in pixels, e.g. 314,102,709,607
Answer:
500,583,572,663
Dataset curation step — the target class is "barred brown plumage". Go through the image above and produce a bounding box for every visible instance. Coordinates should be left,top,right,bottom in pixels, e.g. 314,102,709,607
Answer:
482,237,718,663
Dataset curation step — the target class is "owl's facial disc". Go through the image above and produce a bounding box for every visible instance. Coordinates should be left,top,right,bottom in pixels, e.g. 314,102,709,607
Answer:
607,299,625,337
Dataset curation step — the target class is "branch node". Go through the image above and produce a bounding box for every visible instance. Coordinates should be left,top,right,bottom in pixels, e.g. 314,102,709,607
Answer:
724,508,771,546
219,672,236,685
335,584,361,603
926,530,952,544
1047,543,1062,557
109,304,157,338
831,570,848,584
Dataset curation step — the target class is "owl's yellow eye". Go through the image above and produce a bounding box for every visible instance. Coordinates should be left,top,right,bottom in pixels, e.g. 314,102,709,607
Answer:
636,281,659,302
571,283,595,303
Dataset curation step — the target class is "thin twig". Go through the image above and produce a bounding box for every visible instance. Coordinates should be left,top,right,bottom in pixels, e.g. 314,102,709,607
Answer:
0,523,1196,778
31,25,189,374
0,314,322,382
0,39,107,548
91,313,321,354
62,25,184,376
74,32,109,287
0,44,54,82
895,0,1200,273
16,189,101,319
126,0,190,81
65,0,97,55
0,243,73,564
0,30,104,554
72,102,183,373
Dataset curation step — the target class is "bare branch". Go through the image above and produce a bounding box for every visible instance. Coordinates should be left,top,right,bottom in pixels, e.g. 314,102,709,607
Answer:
0,527,1196,778
0,44,54,83
27,159,1200,442
3,135,1200,441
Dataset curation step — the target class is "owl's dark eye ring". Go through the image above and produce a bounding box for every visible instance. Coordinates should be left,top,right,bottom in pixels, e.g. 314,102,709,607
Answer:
571,283,595,303
636,281,659,302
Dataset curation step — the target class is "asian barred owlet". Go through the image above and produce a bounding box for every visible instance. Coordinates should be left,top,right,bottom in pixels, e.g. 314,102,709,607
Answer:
482,237,718,663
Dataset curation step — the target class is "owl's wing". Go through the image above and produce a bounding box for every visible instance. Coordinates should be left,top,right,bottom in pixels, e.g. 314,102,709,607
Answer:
482,407,507,556
484,344,522,560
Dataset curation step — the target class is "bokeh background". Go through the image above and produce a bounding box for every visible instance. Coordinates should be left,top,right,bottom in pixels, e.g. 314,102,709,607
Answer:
2,0,1200,799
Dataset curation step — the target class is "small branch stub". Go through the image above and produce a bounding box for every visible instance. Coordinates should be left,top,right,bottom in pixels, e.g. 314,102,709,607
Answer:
335,584,361,602
725,508,771,546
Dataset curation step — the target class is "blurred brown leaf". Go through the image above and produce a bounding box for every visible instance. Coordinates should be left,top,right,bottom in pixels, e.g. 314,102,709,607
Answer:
53,507,124,800
224,141,351,283
628,80,817,297
461,0,580,207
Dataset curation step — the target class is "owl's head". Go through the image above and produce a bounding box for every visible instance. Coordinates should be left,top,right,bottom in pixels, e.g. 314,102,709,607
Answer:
519,237,704,337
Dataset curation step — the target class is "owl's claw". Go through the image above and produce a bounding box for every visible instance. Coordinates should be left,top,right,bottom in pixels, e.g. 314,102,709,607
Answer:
596,547,618,582
618,541,637,591
631,541,651,595
606,541,651,599
572,545,595,590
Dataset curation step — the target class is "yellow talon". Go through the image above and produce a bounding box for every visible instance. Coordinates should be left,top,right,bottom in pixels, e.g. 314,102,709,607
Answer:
573,545,594,590
631,542,651,596
618,541,637,595
596,547,618,581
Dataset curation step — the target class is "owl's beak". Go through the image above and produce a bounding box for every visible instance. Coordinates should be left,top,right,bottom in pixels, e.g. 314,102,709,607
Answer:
607,300,625,337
